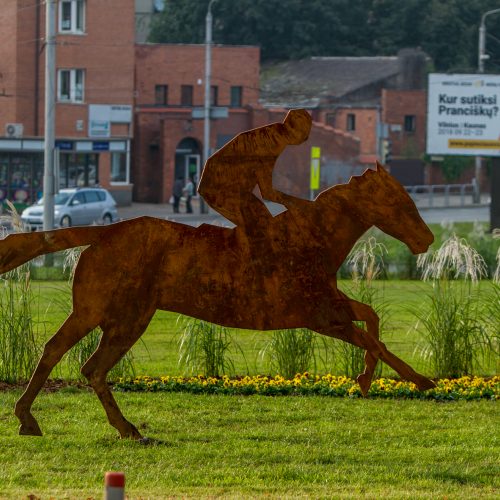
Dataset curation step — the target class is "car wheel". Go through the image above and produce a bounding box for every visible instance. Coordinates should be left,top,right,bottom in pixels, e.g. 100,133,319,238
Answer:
103,213,113,224
60,215,72,228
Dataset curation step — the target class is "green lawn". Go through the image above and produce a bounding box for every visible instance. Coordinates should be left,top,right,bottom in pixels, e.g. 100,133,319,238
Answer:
0,390,498,499
30,279,499,380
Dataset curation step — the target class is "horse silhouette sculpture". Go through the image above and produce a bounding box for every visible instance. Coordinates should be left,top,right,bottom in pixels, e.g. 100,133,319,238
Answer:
1,109,435,440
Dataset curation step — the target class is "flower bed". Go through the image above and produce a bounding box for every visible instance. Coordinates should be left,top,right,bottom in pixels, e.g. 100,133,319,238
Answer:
114,374,499,401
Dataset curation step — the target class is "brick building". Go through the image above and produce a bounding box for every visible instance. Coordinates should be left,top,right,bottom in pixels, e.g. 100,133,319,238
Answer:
0,0,135,207
0,0,362,208
261,49,429,185
133,43,361,203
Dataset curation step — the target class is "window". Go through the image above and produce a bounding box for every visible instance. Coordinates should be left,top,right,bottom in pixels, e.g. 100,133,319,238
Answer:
404,115,416,132
230,86,242,107
181,85,193,106
59,0,85,33
326,113,336,128
155,85,168,105
84,190,99,203
111,152,129,184
346,113,356,131
210,86,218,106
58,69,84,103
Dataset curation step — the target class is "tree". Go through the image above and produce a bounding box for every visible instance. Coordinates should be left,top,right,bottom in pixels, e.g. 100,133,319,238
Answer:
148,0,500,71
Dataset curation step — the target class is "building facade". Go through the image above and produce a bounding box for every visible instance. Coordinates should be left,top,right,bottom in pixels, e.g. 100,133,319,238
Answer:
0,0,135,208
0,0,364,209
133,43,361,203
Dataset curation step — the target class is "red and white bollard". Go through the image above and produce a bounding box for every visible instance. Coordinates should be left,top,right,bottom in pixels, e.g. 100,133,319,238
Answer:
104,471,125,500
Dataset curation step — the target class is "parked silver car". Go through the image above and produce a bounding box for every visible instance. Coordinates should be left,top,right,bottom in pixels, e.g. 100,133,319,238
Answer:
21,187,118,230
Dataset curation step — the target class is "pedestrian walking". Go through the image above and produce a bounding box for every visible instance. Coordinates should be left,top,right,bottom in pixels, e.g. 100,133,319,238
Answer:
183,177,195,213
172,176,184,213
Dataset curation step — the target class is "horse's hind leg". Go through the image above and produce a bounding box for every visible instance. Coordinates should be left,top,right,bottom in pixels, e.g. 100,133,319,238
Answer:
346,300,380,395
81,313,154,440
15,313,94,436
320,324,435,392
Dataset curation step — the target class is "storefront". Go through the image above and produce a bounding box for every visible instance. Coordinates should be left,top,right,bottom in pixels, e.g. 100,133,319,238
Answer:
0,138,132,211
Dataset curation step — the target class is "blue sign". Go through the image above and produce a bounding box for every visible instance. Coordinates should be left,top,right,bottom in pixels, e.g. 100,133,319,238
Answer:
55,140,74,151
92,141,110,151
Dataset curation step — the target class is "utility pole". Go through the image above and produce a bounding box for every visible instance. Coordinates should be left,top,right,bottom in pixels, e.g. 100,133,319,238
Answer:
201,0,216,214
43,0,56,231
475,8,500,203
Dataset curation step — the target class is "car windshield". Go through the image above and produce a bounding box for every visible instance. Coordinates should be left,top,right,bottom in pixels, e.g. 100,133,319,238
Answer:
36,193,72,206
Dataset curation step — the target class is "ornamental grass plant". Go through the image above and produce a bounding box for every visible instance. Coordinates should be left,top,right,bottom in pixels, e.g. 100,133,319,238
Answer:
337,236,389,378
0,204,41,383
260,328,320,379
178,317,240,377
414,234,496,378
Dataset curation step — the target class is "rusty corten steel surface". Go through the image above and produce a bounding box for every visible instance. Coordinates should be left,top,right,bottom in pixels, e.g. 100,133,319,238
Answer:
1,109,435,440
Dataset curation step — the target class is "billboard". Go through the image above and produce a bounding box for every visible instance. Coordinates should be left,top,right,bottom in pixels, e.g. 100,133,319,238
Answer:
427,73,500,156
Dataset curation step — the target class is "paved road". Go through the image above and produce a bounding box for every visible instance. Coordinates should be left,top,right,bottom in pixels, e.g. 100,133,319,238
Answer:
117,197,490,227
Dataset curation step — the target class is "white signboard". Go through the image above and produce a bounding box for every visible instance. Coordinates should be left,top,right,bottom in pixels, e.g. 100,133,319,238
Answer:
427,73,500,156
88,104,132,137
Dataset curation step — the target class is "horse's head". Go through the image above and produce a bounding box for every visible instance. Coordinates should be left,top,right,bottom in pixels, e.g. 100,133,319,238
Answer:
351,163,433,254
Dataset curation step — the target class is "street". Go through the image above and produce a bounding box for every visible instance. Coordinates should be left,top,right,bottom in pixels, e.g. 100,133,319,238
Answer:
117,197,491,227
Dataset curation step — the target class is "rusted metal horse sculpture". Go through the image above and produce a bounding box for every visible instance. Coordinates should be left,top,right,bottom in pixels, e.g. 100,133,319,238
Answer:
0,110,435,440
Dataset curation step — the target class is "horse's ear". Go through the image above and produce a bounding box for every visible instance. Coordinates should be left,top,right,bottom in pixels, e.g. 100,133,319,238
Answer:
376,161,388,174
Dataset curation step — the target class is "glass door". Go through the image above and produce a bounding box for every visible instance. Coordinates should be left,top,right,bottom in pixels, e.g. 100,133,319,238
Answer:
184,154,200,196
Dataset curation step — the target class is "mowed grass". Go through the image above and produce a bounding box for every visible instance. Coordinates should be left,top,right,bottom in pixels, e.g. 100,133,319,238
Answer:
30,279,499,379
0,389,498,499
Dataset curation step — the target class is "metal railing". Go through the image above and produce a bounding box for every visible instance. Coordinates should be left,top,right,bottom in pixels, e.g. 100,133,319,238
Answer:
405,181,481,208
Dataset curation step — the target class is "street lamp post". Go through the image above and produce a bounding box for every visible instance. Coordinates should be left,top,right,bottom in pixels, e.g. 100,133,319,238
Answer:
475,8,500,202
201,0,217,214
478,8,500,73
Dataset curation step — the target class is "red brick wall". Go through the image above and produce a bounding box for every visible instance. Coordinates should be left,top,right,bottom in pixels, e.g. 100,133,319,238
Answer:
382,89,427,159
320,107,378,159
0,0,135,138
134,44,260,108
0,1,27,132
134,107,361,202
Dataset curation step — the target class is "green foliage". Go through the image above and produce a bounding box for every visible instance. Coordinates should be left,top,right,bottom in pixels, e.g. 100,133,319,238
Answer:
150,0,500,72
0,265,41,383
178,318,240,377
414,236,497,378
260,329,320,379
440,156,474,183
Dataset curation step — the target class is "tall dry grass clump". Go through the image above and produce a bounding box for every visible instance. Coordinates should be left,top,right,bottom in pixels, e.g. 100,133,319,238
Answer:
415,234,496,378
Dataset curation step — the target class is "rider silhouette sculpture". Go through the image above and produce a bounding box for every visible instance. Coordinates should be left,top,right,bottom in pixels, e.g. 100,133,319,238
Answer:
0,109,435,440
199,109,311,231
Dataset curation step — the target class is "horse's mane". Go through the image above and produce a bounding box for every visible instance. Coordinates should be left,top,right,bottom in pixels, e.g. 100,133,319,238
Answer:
316,165,379,203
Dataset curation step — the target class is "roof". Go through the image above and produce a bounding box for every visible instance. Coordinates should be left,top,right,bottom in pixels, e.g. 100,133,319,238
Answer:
260,56,400,108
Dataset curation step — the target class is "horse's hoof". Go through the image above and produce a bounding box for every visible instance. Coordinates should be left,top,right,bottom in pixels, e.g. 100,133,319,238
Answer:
416,377,436,391
19,422,43,437
357,373,372,396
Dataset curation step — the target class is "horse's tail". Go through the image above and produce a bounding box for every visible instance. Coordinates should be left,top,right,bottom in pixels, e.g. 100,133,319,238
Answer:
0,225,109,275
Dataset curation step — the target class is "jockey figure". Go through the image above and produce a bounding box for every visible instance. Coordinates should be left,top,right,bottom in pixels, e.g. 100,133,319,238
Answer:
198,109,312,232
